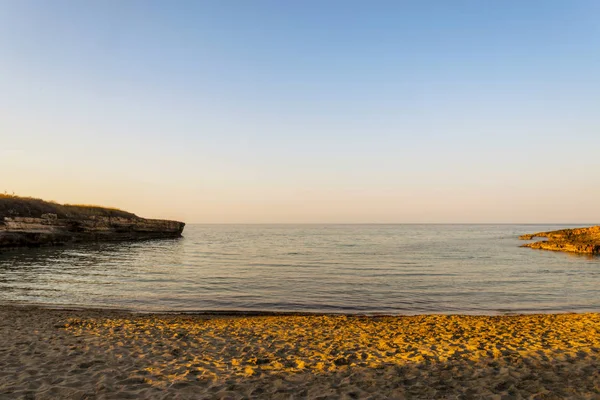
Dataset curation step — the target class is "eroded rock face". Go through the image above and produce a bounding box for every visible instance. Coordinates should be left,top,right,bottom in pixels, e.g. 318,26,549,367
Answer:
519,226,600,255
0,196,185,249
0,216,185,249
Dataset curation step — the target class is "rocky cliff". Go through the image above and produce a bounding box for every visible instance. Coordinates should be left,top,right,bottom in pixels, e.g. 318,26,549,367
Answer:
519,226,600,255
0,196,185,249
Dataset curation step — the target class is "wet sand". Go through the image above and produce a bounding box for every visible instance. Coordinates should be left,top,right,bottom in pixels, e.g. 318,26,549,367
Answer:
1,306,600,399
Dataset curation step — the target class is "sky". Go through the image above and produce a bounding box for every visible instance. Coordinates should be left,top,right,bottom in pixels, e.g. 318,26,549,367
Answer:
1,0,599,223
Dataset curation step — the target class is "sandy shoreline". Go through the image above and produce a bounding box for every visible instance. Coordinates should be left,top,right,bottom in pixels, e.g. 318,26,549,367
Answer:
1,306,600,399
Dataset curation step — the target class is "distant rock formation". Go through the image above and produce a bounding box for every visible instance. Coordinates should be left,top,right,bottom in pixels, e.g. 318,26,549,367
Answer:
0,196,185,249
519,226,600,255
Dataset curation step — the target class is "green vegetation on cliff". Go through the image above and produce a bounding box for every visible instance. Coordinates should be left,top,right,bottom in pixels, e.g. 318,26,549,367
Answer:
0,194,137,220
0,194,185,248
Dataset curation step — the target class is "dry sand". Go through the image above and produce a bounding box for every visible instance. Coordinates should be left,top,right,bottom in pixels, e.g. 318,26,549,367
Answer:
1,306,600,399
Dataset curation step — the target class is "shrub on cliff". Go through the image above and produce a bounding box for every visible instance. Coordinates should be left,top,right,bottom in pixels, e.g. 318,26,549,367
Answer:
0,194,137,220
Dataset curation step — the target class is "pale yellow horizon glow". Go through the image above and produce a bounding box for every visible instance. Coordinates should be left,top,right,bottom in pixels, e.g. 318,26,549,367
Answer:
3,166,599,224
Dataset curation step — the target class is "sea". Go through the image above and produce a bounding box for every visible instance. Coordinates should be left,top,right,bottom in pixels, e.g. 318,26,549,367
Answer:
1,224,599,315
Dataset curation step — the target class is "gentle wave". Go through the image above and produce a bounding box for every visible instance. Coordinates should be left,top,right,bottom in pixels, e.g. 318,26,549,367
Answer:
1,224,599,314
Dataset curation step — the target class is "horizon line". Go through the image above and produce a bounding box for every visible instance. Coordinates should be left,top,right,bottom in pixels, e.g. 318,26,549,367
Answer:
182,222,599,225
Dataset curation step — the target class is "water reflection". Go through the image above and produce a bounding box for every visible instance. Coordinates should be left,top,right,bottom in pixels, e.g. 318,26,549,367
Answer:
0,238,186,309
0,225,599,314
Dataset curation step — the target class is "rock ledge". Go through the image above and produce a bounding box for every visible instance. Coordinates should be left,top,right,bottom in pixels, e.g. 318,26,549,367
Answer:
519,226,600,255
0,196,185,249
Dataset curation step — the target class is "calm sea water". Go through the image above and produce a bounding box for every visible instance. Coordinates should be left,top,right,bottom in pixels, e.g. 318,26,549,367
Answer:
1,224,599,314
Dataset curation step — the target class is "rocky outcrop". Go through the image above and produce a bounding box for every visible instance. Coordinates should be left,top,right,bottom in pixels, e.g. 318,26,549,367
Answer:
519,226,600,255
0,197,185,249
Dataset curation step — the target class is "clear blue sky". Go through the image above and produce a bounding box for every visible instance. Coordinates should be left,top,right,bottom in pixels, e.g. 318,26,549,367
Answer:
1,1,599,223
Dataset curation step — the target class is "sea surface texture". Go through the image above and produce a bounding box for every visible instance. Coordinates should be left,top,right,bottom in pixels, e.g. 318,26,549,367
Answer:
1,224,599,314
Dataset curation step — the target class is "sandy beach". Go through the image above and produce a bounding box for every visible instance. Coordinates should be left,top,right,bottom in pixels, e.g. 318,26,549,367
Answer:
1,306,600,399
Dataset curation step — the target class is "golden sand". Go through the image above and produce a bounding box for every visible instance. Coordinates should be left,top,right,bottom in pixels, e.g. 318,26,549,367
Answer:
1,307,600,399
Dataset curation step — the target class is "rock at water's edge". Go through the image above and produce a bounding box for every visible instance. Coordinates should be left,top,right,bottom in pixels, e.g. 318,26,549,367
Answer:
519,226,600,255
0,196,185,249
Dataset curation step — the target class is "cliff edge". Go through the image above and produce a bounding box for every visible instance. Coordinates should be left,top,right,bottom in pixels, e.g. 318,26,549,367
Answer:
519,226,600,255
0,195,185,249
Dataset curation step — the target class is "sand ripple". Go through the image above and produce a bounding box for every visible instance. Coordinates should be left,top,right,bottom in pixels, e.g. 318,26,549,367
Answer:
1,307,600,399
